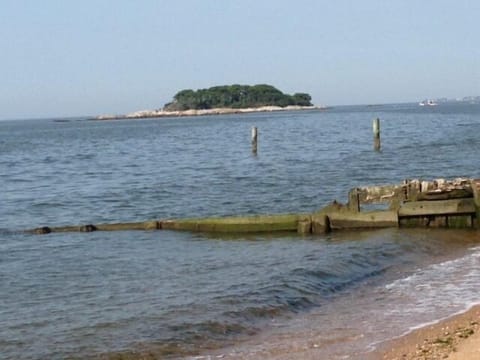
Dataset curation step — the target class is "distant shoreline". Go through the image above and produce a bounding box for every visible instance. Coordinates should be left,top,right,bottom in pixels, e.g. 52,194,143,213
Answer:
94,105,327,120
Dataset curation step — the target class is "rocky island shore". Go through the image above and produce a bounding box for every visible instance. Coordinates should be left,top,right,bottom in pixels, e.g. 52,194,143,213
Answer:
96,104,325,120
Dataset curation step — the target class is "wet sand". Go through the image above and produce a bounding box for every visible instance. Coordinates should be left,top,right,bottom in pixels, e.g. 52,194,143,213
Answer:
94,305,480,360
371,305,480,360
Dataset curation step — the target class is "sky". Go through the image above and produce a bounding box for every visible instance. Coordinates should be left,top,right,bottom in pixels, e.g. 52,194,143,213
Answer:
0,0,479,120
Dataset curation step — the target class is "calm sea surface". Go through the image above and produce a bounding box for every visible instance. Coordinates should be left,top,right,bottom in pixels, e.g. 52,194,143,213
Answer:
1,103,480,359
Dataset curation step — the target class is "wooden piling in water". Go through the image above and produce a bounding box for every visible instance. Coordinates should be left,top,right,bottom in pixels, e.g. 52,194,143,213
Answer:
348,188,360,212
373,118,381,151
251,126,258,154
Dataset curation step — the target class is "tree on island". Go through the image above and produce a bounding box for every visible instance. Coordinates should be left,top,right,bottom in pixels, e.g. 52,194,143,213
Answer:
163,84,312,111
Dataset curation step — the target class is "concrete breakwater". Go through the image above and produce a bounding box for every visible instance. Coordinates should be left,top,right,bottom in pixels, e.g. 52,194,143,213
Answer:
29,178,480,235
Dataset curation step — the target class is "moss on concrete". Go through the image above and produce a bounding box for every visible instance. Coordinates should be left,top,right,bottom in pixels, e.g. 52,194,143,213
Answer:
311,213,331,234
297,215,312,234
328,210,398,230
399,217,426,228
95,221,160,231
448,215,473,229
161,214,301,233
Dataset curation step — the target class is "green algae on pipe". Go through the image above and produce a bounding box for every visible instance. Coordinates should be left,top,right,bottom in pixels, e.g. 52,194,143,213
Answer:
328,210,398,230
95,221,160,231
29,221,160,234
27,215,301,235
160,214,301,233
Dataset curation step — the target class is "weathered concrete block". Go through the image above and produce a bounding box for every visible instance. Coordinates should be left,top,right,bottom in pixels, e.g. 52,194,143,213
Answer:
471,179,480,229
297,215,312,234
416,189,473,201
399,217,426,227
354,184,404,204
399,215,473,228
143,221,160,230
311,214,331,234
472,179,480,206
328,210,398,230
448,215,473,228
428,216,447,228
398,199,476,217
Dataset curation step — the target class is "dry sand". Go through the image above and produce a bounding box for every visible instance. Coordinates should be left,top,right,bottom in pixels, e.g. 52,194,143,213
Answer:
371,305,480,360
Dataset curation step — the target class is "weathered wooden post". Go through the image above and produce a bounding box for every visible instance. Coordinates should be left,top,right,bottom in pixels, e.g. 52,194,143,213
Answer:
472,179,480,228
251,126,258,154
348,188,361,212
373,118,381,151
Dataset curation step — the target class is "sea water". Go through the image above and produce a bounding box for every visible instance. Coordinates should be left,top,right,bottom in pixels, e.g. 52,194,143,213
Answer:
1,103,479,359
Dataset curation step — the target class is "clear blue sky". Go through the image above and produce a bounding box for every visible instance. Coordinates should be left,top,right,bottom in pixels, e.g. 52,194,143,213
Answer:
1,0,478,120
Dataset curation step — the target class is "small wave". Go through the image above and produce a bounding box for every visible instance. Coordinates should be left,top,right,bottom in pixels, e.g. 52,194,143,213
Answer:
368,301,480,353
385,246,480,290
78,320,254,359
218,256,394,326
381,246,480,330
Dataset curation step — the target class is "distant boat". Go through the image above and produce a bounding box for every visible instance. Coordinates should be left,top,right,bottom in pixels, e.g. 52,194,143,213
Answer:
419,99,438,106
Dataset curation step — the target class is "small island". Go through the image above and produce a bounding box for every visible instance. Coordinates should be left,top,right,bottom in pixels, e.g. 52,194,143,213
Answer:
96,84,324,120
164,84,313,110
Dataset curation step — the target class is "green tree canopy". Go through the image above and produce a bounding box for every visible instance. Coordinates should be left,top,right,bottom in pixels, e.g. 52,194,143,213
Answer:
164,84,313,111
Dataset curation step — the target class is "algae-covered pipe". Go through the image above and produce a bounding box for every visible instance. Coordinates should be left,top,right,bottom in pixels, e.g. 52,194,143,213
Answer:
28,221,161,235
161,214,301,233
27,214,306,235
25,205,402,236
28,194,478,236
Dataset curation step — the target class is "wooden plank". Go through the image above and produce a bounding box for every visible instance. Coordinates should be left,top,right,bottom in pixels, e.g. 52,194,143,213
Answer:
398,199,476,217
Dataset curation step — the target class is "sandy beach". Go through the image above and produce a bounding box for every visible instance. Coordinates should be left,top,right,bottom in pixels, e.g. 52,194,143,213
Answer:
371,305,480,360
